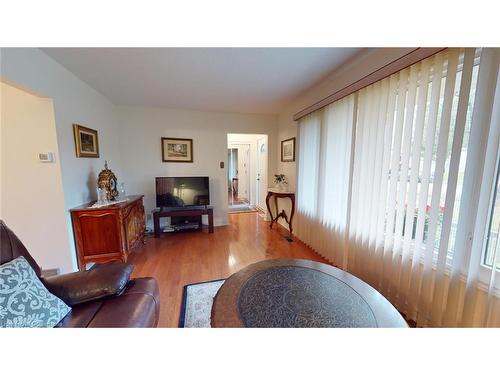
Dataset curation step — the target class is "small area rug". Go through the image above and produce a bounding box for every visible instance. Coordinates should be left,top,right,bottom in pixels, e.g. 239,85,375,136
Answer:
228,204,258,213
179,279,225,327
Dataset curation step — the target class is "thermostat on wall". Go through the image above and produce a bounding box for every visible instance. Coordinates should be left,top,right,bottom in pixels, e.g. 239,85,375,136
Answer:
38,152,54,162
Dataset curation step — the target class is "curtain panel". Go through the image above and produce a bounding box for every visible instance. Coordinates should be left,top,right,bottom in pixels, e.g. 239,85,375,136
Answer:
296,48,500,327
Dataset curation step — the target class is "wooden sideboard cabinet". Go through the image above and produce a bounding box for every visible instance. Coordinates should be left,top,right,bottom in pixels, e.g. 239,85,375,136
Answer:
70,195,145,270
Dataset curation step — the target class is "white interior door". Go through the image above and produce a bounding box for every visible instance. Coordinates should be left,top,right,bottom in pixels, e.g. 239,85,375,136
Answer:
237,144,250,202
256,137,268,210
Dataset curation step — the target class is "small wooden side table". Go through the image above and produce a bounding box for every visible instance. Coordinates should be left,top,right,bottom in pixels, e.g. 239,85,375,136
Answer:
265,188,295,233
231,177,238,199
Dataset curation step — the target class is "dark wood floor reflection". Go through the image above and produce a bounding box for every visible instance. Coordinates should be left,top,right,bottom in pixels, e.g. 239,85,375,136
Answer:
129,212,326,327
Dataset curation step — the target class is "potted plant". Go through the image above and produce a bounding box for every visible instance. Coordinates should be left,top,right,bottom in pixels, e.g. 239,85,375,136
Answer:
274,174,288,191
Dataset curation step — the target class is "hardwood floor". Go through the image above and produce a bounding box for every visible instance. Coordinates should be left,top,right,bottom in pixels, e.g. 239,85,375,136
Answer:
129,212,327,327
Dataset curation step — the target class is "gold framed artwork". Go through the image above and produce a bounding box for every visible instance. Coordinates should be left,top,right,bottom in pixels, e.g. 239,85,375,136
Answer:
73,124,99,158
281,137,295,162
161,137,193,163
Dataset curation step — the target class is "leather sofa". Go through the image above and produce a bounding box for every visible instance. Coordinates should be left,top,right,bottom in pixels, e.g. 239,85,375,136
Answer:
0,220,160,327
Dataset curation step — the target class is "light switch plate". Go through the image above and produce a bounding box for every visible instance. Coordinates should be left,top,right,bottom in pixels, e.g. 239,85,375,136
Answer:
38,152,54,162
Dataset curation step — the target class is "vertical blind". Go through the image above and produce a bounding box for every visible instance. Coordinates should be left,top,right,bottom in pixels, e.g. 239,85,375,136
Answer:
296,48,500,327
297,95,355,267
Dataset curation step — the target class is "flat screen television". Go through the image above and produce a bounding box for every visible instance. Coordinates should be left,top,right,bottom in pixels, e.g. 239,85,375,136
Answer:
156,176,210,208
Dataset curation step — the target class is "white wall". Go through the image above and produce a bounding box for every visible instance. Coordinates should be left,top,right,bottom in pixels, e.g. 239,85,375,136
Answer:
275,48,415,228
1,48,123,272
0,47,414,269
227,133,268,208
1,82,71,272
116,106,277,227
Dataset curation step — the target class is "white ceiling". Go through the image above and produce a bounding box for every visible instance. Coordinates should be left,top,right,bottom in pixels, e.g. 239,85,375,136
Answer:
42,48,362,114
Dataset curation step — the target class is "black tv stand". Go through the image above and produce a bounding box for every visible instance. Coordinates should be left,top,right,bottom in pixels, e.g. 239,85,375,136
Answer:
153,206,214,238
159,205,208,212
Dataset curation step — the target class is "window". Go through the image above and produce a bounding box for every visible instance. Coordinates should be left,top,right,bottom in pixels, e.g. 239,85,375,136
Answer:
296,48,500,326
394,53,481,266
484,157,500,270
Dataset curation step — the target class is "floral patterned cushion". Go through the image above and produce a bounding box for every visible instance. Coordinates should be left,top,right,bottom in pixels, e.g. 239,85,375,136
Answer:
0,256,71,328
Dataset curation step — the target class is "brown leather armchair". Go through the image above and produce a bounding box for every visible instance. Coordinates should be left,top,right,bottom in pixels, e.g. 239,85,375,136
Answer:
0,220,160,328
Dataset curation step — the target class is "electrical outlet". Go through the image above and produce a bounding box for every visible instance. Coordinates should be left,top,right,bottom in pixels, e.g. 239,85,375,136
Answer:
41,268,60,277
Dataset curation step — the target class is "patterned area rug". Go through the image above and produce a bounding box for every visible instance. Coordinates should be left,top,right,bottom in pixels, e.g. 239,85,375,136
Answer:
179,279,225,327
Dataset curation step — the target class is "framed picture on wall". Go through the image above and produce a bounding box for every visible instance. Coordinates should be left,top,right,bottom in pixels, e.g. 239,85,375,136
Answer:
161,137,193,162
281,137,295,162
73,124,99,158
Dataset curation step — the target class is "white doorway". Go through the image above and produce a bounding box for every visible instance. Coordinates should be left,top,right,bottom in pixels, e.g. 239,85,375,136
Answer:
227,134,268,213
256,136,268,211
228,144,250,205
